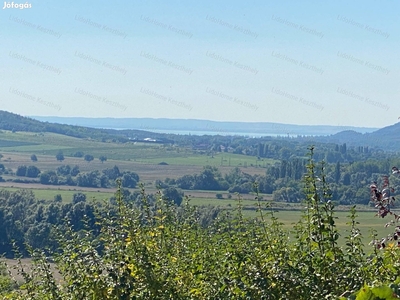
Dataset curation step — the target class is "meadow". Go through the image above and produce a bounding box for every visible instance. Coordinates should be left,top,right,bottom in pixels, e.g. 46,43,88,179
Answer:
0,129,394,248
0,184,391,247
0,130,274,167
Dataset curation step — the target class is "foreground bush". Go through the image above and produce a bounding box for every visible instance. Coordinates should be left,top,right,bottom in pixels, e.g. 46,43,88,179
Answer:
4,147,400,299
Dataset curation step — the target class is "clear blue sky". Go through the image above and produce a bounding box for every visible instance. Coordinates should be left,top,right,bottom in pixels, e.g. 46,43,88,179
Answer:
1,0,399,128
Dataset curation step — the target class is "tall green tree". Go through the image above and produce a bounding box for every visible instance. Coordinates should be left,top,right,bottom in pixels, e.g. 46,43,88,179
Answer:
56,151,64,162
335,161,341,184
84,154,94,162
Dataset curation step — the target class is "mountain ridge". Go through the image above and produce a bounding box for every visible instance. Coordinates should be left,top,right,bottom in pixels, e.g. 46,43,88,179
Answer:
30,116,378,136
1,110,399,150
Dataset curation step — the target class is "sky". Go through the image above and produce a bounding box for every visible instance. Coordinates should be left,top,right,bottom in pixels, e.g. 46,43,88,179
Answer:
1,0,399,128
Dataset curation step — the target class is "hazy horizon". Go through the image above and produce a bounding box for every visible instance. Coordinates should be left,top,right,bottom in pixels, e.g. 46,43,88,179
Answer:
30,115,380,136
30,114,380,128
2,1,399,128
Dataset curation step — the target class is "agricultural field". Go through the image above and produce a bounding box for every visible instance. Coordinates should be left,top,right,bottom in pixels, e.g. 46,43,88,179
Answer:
0,184,389,246
0,186,113,203
189,197,393,246
0,130,274,167
0,129,394,247
0,130,271,195
243,208,394,245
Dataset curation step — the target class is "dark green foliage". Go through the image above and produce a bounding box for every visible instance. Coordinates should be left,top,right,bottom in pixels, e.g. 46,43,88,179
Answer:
335,161,341,183
16,165,27,176
175,165,229,191
120,171,139,188
102,165,120,180
343,173,351,185
155,179,168,189
57,165,71,176
70,165,80,176
76,171,101,188
99,155,107,163
73,151,84,157
26,166,40,178
3,148,400,299
84,154,94,162
273,186,302,202
2,153,385,299
56,151,64,162
0,189,102,257
0,261,13,294
30,154,37,162
40,171,58,185
162,187,183,206
72,193,86,204
16,165,40,177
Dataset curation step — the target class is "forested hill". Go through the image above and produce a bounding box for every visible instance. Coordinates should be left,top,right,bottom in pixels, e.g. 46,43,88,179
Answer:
314,122,400,151
0,110,171,142
1,110,399,150
31,116,377,136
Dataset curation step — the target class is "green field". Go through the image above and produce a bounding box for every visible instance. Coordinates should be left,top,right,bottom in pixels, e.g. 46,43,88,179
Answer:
0,129,394,247
140,153,274,167
0,187,114,203
189,197,394,246
0,185,393,246
0,130,275,168
250,209,391,242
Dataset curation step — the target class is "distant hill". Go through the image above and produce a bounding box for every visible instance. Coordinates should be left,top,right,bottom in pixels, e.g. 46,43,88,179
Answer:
30,116,378,136
357,122,400,151
3,111,399,150
311,123,400,151
0,110,172,143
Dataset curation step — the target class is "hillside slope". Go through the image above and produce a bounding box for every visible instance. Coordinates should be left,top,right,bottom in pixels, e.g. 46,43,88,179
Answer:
0,110,169,143
314,123,400,151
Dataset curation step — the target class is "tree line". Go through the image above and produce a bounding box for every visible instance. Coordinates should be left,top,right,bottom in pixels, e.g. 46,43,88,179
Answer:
158,156,400,206
2,150,400,298
0,164,139,189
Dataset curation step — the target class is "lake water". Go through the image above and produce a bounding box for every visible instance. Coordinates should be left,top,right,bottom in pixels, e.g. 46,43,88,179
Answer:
102,127,303,137
144,129,298,137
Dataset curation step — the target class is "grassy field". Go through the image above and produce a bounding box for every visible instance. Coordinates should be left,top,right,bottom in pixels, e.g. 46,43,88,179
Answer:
0,184,392,246
188,196,395,246
248,209,395,246
0,130,272,189
0,129,393,247
0,186,114,203
0,130,275,168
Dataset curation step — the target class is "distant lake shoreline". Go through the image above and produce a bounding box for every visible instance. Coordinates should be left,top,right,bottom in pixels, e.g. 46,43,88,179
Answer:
30,116,379,137
98,128,310,137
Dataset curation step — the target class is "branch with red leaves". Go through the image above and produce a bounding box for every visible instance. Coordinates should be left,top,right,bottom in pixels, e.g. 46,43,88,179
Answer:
370,167,400,248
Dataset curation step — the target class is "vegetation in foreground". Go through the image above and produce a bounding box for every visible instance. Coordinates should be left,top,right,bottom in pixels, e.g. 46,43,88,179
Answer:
0,148,399,299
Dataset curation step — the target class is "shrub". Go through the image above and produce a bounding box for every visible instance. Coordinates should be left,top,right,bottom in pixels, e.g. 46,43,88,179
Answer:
73,151,84,157
16,165,27,176
84,154,94,162
6,147,400,299
26,165,40,178
56,151,64,162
